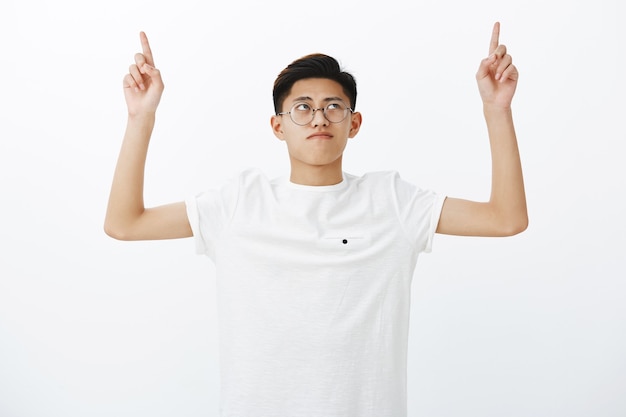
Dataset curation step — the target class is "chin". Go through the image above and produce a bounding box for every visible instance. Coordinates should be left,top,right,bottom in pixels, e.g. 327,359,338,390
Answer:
292,154,343,168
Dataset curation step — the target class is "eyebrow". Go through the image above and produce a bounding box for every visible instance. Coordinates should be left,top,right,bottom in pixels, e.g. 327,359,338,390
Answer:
291,96,345,103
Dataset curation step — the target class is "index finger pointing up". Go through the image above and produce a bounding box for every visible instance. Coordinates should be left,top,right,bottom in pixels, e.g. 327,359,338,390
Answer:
489,22,500,55
140,31,155,66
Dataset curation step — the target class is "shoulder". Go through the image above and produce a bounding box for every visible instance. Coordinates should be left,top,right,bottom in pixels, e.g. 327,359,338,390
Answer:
237,167,269,183
348,170,418,191
193,168,270,204
219,168,273,192
349,171,440,210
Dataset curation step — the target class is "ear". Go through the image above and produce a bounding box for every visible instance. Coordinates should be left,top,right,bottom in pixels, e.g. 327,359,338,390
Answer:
348,111,362,138
270,115,285,141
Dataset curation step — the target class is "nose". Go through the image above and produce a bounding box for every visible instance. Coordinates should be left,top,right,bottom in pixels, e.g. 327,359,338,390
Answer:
311,108,329,126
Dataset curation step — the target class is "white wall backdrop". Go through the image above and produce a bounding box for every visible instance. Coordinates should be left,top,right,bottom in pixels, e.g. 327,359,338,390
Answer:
1,0,624,416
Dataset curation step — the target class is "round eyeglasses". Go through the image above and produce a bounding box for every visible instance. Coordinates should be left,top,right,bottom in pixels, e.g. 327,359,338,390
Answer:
277,101,353,126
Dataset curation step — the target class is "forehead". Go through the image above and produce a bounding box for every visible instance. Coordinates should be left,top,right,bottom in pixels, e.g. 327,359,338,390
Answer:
286,78,348,103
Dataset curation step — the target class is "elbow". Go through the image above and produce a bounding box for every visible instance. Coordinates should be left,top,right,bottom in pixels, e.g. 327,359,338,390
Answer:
499,213,529,237
104,207,146,241
518,214,529,234
103,220,133,241
104,223,123,240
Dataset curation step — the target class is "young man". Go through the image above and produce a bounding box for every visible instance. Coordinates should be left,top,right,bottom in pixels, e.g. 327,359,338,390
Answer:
105,22,527,417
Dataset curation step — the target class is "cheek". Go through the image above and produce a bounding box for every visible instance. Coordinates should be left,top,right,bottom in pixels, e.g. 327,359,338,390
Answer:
281,125,299,140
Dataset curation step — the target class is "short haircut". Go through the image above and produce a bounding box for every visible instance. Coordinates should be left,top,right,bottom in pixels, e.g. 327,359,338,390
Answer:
272,53,357,114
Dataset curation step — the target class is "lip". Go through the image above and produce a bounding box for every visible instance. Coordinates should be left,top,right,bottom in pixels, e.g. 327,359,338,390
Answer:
307,132,333,140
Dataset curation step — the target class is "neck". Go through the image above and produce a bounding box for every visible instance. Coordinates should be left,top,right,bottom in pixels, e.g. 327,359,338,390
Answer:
289,158,343,186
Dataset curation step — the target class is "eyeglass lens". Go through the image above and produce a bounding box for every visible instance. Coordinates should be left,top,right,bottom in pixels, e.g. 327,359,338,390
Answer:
290,102,350,125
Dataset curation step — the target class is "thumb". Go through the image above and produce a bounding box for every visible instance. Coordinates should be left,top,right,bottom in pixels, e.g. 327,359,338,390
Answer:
476,54,496,81
142,64,164,88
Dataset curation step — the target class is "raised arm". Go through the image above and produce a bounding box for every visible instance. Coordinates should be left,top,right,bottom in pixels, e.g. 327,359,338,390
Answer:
104,32,192,241
436,22,528,237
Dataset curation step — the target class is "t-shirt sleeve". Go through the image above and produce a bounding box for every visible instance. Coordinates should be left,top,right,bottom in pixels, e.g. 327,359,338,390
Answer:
185,174,241,259
424,193,446,253
390,172,446,253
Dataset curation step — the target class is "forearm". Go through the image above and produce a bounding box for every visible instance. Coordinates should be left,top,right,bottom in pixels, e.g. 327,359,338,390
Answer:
484,105,528,233
104,113,155,238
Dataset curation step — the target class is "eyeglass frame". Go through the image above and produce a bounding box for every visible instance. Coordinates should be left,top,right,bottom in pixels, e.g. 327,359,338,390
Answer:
276,100,354,126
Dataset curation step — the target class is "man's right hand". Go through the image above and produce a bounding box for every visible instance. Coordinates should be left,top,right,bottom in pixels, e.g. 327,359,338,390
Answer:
123,32,164,116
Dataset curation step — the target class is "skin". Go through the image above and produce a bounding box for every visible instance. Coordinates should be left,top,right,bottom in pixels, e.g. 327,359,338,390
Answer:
104,22,527,241
437,22,528,236
270,78,362,186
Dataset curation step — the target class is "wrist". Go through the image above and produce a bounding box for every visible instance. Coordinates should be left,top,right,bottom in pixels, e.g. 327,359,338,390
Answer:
127,111,156,123
125,112,156,141
483,103,512,118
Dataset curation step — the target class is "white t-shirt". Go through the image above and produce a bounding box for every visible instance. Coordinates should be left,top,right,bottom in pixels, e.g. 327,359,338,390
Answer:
186,169,446,417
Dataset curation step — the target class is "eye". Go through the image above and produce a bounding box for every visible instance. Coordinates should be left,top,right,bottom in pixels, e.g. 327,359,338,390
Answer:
326,102,345,111
293,103,312,112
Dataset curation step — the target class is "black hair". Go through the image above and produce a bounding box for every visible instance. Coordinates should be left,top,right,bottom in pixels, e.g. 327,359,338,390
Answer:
272,53,357,114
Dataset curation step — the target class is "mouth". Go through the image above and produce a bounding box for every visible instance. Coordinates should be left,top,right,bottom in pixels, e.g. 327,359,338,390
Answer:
307,132,333,140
